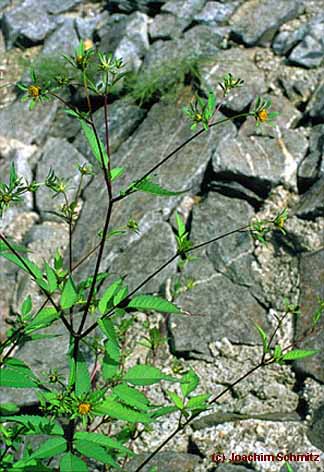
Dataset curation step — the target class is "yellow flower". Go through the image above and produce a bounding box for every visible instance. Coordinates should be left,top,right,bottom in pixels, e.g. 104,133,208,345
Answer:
28,85,41,98
257,109,268,122
83,39,94,51
78,402,91,415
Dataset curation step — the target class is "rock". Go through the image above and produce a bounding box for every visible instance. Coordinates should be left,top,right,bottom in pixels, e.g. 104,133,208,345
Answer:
289,14,324,68
75,15,101,40
194,1,237,25
216,466,254,472
297,124,324,188
277,65,321,107
97,13,128,54
272,25,307,56
114,12,150,72
0,99,58,145
41,18,79,58
108,0,168,14
74,98,145,160
200,48,267,113
295,250,324,382
2,0,57,49
160,0,206,31
149,13,181,39
71,103,236,278
307,79,324,122
295,176,324,218
42,0,81,14
35,137,90,221
212,130,308,197
229,0,303,47
168,257,269,355
125,451,201,471
307,403,324,451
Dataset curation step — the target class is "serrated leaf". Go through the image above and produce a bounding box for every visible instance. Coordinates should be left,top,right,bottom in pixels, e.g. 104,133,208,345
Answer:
92,397,152,424
180,369,199,397
127,295,181,314
21,295,32,316
60,452,89,472
282,349,320,361
80,120,109,168
74,439,121,469
113,286,128,306
110,167,124,182
113,384,150,411
26,307,59,334
99,278,123,314
60,277,78,310
123,365,177,386
150,405,178,418
1,359,39,388
30,437,66,459
1,252,42,279
45,262,57,293
74,432,133,455
255,323,269,354
134,179,188,197
186,393,210,410
98,318,118,345
12,458,52,471
167,391,183,410
0,415,63,435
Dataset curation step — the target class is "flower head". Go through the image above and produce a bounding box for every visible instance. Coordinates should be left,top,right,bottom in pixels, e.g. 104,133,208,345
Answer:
78,402,91,415
253,97,279,127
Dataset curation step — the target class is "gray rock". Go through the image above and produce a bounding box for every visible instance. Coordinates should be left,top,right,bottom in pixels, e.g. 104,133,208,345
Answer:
149,13,181,39
41,18,79,58
97,14,128,55
35,137,89,221
298,124,324,186
272,25,307,56
295,176,324,218
75,15,101,40
106,221,178,294
200,48,267,113
307,79,324,121
108,0,168,14
307,403,324,451
125,451,201,471
42,0,81,14
230,0,303,47
212,130,308,197
278,65,322,107
160,0,206,30
74,98,145,161
0,100,58,145
295,250,324,382
208,179,264,207
114,12,150,72
194,0,237,25
217,465,256,472
2,0,57,49
289,14,324,68
71,104,236,278
169,257,269,355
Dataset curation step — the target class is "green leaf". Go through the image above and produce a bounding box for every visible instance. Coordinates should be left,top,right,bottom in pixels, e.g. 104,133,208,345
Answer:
113,286,128,306
150,405,178,418
0,402,19,416
113,384,150,411
60,277,78,310
74,439,121,469
127,295,181,314
0,415,64,435
12,458,52,471
75,351,91,396
186,393,210,410
285,463,294,472
45,262,57,293
110,167,124,182
30,437,66,459
0,363,39,388
176,212,186,237
98,318,118,345
123,365,177,386
60,452,89,472
102,340,120,380
25,307,60,334
92,397,152,424
80,120,109,168
74,432,133,455
282,349,320,361
21,295,32,316
99,278,123,314
167,391,183,410
180,369,199,397
1,252,43,279
133,178,188,197
255,323,269,354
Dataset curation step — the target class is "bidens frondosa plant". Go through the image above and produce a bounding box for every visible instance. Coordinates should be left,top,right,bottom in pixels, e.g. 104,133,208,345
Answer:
0,41,322,472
